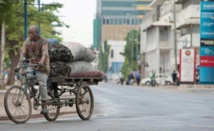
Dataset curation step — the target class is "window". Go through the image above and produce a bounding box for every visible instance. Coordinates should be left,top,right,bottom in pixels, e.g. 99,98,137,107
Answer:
111,49,114,58
127,19,130,25
103,18,105,24
183,0,200,9
106,19,109,25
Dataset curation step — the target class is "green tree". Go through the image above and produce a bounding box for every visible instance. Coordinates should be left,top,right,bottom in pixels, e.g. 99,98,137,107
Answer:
121,30,140,79
98,40,110,73
2,0,68,85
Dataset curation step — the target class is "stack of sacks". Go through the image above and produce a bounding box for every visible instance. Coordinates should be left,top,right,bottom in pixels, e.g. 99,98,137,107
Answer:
48,42,103,78
48,44,72,76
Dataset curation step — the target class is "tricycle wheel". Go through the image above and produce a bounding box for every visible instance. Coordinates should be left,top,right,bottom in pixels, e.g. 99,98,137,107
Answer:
43,93,60,121
76,85,94,120
4,85,32,124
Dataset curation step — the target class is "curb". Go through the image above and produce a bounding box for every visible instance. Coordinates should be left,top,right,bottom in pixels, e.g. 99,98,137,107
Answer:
0,111,76,121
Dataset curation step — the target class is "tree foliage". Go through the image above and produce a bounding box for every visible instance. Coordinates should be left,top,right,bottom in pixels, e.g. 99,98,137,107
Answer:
98,40,110,73
121,30,140,79
0,0,68,85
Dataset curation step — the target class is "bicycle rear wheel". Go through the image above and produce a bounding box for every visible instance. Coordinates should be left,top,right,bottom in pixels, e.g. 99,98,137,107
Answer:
4,85,32,124
76,85,94,120
44,88,60,121
43,101,60,121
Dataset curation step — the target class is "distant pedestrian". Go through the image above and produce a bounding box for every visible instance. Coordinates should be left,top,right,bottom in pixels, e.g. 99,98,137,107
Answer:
172,70,177,85
196,70,199,84
127,72,134,85
117,72,124,85
135,72,141,86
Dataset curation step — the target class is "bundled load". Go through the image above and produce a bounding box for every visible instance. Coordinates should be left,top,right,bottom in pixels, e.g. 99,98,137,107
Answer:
65,42,95,62
68,61,96,75
48,44,72,62
48,42,103,78
48,42,96,62
50,62,71,76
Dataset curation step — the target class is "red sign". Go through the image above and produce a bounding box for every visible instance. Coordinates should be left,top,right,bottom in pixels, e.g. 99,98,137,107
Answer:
200,56,214,67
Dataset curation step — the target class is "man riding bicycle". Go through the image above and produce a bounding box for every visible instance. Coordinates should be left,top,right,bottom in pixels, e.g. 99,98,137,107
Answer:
18,25,50,114
150,71,158,87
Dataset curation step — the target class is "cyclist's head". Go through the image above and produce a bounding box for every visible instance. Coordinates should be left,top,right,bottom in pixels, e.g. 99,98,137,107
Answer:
28,25,39,41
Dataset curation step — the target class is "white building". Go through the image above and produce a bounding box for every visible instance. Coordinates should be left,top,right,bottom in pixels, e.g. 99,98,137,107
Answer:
140,0,200,78
107,40,126,73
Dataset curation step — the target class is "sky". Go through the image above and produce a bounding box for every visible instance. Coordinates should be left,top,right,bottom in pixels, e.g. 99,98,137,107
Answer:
42,0,97,47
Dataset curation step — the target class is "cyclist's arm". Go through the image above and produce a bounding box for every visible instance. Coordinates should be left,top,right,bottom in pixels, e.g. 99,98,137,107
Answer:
39,40,48,65
18,40,28,66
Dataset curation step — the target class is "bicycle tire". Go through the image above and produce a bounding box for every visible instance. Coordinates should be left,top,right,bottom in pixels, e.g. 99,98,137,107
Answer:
76,85,94,120
44,88,60,121
4,85,32,124
43,103,60,121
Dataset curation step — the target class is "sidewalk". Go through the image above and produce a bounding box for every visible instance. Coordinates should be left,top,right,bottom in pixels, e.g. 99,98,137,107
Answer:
107,80,214,88
0,87,77,121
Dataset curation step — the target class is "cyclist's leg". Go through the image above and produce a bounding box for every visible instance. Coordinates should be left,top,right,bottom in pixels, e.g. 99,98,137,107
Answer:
26,67,34,78
36,71,48,114
26,67,38,97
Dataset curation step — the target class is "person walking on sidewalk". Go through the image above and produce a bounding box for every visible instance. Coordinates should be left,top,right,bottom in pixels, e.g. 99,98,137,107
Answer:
117,71,124,85
135,71,141,86
18,25,50,114
172,70,177,85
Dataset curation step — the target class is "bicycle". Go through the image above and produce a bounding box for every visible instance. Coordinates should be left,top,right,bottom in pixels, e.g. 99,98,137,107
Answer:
4,58,99,124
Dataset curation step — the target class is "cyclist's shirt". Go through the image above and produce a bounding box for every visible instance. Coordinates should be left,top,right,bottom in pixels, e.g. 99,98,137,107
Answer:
20,37,50,75
150,73,156,80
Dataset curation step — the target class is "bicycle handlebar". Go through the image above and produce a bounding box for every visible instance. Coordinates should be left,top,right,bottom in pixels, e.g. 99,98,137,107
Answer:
15,58,45,73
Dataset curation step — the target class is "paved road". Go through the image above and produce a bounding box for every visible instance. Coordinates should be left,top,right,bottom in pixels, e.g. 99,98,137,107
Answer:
0,83,214,131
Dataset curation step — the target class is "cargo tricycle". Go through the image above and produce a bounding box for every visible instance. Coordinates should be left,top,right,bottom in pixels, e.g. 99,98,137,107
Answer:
4,59,103,124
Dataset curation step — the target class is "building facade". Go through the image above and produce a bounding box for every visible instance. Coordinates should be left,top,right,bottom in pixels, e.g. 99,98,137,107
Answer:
93,0,152,50
140,0,200,78
107,40,126,73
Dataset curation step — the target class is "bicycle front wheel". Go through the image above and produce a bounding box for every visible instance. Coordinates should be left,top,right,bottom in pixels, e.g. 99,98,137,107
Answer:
4,85,32,124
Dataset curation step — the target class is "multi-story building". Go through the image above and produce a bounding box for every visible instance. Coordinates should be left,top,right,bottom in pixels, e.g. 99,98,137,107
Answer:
140,0,200,78
93,0,152,50
175,0,200,62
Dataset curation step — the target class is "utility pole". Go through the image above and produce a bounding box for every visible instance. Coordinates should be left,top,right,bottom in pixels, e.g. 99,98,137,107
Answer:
0,15,5,89
24,0,28,39
38,0,41,35
173,0,177,71
131,25,133,71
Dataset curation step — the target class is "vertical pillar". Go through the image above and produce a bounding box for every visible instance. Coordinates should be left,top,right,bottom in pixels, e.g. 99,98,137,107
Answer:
24,0,28,39
38,0,41,35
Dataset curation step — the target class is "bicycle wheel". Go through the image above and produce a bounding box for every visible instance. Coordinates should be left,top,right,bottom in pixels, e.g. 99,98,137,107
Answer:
76,85,94,120
44,89,60,121
4,85,32,124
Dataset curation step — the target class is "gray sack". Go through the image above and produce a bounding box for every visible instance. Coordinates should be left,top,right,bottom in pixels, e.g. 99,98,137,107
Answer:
65,42,95,62
69,61,96,75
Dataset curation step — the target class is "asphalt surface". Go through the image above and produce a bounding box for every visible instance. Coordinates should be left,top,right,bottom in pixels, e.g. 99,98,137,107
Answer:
1,82,214,131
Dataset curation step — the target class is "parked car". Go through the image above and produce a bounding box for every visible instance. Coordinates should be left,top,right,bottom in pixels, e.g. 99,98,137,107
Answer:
140,74,173,86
